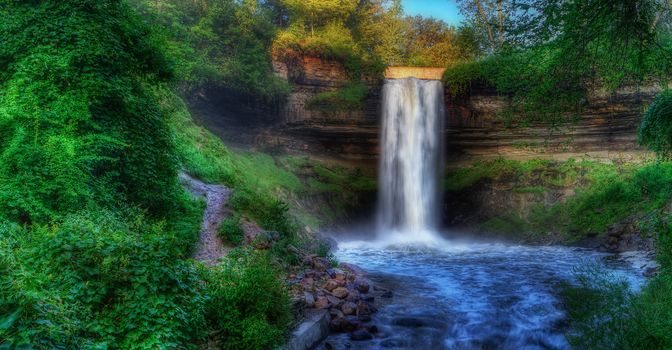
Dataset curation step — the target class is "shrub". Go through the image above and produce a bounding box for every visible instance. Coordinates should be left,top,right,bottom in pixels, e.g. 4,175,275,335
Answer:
0,210,206,349
219,215,245,246
639,89,672,158
204,248,291,350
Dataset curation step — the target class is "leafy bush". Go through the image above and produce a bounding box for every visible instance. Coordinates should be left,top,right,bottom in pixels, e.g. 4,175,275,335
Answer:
639,89,672,158
0,0,181,223
204,248,291,350
0,209,206,349
219,215,245,246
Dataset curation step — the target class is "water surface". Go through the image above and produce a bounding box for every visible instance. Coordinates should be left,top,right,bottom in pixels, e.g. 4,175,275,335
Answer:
322,241,649,350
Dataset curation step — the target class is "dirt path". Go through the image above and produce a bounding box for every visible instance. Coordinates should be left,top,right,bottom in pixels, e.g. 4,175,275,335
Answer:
179,172,232,265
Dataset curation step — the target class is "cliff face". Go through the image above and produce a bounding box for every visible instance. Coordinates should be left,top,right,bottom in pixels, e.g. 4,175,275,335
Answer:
190,55,656,166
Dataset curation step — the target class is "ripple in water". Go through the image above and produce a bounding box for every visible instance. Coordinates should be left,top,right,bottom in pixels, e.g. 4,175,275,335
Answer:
322,239,649,350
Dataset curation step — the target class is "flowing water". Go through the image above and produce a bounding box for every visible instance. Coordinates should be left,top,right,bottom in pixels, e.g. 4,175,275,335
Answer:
322,78,651,349
322,241,650,350
377,78,444,244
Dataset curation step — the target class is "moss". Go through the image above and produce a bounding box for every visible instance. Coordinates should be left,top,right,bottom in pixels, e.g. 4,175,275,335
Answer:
307,83,369,112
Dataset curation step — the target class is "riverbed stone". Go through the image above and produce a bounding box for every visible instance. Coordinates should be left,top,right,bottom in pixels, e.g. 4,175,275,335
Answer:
315,296,330,309
327,295,343,307
346,289,360,302
350,330,373,341
304,292,315,307
341,301,357,315
332,287,348,299
354,278,370,293
356,301,372,316
323,280,339,292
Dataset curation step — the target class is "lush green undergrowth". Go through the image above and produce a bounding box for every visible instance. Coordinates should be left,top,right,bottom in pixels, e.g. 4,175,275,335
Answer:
448,159,672,242
307,83,369,112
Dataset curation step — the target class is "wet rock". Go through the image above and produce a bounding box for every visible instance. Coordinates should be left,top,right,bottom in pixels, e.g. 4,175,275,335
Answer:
329,308,344,320
357,314,372,322
346,289,360,302
329,317,345,332
380,290,393,298
332,287,349,299
312,257,330,272
356,301,372,316
360,324,378,334
392,317,445,329
341,302,357,315
324,341,336,350
323,280,339,292
644,266,660,277
315,296,330,309
361,293,375,302
343,316,360,332
304,292,315,307
327,295,343,308
354,278,370,293
350,330,373,341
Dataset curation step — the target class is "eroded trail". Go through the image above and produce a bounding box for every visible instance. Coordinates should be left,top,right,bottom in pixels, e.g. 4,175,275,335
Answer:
180,172,232,265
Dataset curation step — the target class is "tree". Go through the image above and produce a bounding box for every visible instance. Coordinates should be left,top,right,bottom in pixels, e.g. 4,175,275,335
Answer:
281,0,358,36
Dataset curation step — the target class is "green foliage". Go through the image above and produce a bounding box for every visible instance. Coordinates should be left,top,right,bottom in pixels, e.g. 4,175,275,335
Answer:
564,265,672,349
446,0,672,126
308,83,369,111
0,0,181,224
0,207,206,349
204,248,291,350
218,215,245,246
639,89,672,158
131,0,290,100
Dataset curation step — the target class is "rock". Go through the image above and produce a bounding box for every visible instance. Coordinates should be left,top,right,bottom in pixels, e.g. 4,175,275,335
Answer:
346,289,360,302
644,266,660,277
356,301,371,316
360,324,378,334
357,314,372,322
341,302,357,315
300,277,314,289
315,296,330,309
329,317,344,332
324,341,336,350
312,257,329,272
323,280,339,292
380,290,393,298
343,316,360,332
304,292,315,308
350,330,373,341
251,232,276,249
327,295,343,308
361,293,375,302
354,278,370,293
333,269,346,282
332,287,349,299
329,308,344,320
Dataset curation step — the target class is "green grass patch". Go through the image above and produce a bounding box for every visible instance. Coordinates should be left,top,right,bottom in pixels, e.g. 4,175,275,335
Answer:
307,83,369,112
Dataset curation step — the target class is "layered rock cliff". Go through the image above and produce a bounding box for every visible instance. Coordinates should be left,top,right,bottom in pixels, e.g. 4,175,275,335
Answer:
189,55,656,166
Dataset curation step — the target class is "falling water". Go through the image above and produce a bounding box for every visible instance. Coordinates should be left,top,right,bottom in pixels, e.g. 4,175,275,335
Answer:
377,78,445,243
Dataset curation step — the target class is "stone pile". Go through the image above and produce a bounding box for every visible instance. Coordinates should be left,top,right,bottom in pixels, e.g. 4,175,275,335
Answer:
289,254,380,341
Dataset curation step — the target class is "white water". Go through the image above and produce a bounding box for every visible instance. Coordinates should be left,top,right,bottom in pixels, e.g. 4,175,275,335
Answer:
377,78,445,245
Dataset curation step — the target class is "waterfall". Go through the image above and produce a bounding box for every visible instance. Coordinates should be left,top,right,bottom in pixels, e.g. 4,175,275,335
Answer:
377,78,445,243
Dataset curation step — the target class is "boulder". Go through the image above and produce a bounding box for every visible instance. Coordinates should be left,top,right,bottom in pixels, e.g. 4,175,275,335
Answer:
354,278,371,293
315,296,330,309
323,280,339,292
341,302,357,315
304,292,315,308
332,287,349,299
356,301,372,316
350,330,373,341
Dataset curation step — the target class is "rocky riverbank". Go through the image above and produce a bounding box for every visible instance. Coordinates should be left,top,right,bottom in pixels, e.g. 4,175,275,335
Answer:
285,247,390,348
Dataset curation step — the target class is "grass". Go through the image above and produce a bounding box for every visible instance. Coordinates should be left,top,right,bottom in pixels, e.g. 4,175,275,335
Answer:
307,83,369,112
451,158,672,242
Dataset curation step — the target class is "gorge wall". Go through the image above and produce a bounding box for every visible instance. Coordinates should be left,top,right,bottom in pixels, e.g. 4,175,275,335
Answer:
189,55,657,167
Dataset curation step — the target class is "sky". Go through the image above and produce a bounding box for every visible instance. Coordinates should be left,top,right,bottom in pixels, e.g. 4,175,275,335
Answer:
402,0,465,26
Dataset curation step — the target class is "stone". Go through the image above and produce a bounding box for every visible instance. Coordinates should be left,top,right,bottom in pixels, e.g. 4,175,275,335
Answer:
354,278,370,293
343,316,360,332
304,292,315,308
361,293,375,302
312,257,329,272
300,277,314,289
357,314,372,322
350,330,373,341
323,280,339,292
327,295,343,308
341,302,357,315
329,308,344,320
332,287,348,299
346,289,360,302
356,301,371,316
315,296,330,309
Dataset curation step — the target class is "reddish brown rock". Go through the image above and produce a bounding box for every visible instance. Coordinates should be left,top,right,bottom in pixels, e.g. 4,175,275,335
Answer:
341,302,357,316
332,287,349,299
315,296,330,309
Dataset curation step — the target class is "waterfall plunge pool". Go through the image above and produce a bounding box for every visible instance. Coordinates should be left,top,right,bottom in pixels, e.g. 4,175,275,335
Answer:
320,238,652,350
